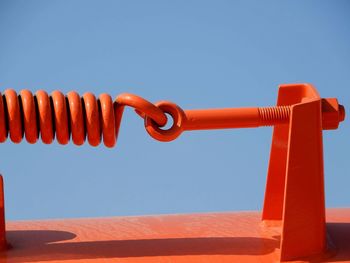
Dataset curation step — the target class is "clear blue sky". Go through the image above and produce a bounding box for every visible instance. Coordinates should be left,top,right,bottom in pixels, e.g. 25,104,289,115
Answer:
0,0,349,220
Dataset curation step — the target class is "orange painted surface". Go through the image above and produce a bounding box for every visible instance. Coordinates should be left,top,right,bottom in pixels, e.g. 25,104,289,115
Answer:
1,209,349,263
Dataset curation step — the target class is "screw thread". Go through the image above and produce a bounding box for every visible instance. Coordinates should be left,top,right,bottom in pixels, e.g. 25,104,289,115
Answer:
258,106,291,126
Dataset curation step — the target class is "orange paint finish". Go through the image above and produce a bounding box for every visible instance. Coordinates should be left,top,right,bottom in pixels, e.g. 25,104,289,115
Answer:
19,90,37,144
322,98,345,129
0,90,167,147
145,87,344,142
51,91,69,145
262,84,328,260
0,86,344,145
3,90,22,143
2,209,350,263
0,83,346,262
35,90,54,144
67,91,85,146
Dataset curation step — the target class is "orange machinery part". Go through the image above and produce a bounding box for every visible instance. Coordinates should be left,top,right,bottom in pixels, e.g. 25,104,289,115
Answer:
0,87,344,145
144,97,344,141
0,90,167,147
0,83,347,262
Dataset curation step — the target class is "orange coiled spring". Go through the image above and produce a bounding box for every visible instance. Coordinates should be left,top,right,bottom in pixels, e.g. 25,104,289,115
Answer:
0,89,168,147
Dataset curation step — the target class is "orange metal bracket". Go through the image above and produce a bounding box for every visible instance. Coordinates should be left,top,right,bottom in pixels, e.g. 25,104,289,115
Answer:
261,83,341,261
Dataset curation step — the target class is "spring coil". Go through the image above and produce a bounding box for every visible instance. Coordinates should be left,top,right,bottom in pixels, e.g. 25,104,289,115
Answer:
0,89,168,147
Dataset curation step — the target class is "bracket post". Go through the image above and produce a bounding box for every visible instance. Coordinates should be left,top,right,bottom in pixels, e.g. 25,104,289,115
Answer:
262,84,326,261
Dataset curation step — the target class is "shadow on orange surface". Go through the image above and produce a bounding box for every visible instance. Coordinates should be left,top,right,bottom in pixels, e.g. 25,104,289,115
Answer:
4,230,279,262
1,222,349,262
326,222,350,262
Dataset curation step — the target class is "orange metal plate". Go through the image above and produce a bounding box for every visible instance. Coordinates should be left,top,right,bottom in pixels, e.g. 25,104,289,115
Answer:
2,208,350,263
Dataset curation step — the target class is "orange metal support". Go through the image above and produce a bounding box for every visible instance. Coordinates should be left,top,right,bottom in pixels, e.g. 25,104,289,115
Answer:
261,84,333,260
